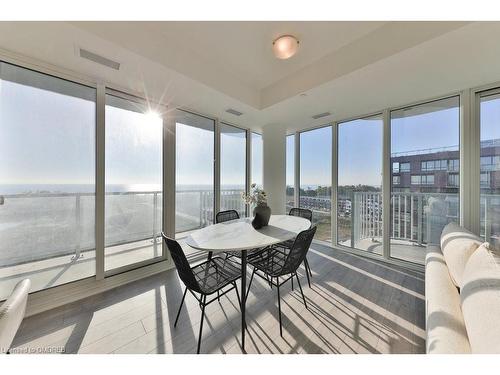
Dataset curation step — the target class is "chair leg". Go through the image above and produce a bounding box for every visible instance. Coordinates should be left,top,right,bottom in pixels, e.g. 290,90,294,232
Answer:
304,258,312,288
291,276,294,291
277,282,283,337
197,295,207,354
306,257,312,278
217,290,220,302
295,272,307,309
174,287,187,327
246,268,256,300
233,282,242,311
267,275,273,289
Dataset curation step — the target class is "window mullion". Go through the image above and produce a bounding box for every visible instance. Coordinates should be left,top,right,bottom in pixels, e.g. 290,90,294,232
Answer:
95,84,105,280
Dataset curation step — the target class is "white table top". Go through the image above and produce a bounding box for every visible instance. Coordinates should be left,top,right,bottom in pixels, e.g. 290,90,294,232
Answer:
185,214,311,253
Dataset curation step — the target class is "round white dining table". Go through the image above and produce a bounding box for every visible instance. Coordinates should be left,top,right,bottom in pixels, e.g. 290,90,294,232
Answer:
185,214,311,352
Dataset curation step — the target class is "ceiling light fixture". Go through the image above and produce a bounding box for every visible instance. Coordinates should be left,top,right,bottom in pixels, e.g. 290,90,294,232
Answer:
273,35,299,60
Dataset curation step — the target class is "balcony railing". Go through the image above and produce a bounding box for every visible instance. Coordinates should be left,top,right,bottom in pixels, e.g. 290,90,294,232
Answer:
1,188,498,268
0,189,245,267
176,189,246,233
350,192,459,247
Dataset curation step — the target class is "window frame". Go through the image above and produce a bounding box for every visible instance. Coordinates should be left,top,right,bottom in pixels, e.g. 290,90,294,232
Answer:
0,53,257,303
11,43,500,304
400,162,411,172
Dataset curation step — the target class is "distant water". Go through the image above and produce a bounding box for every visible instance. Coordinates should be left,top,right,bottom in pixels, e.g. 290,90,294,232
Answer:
0,184,245,195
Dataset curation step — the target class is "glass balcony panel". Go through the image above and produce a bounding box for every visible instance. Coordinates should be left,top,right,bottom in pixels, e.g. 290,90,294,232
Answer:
300,126,332,242
104,94,163,272
175,111,215,239
479,92,500,246
337,115,383,253
220,123,247,217
390,96,460,264
0,62,96,298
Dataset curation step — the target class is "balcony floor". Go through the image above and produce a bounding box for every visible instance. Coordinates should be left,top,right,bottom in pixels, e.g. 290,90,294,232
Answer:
11,244,425,354
0,235,221,301
0,239,165,300
339,239,426,265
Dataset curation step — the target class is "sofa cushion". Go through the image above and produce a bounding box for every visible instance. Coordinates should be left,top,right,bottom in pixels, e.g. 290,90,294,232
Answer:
460,242,500,353
440,222,482,287
425,245,471,354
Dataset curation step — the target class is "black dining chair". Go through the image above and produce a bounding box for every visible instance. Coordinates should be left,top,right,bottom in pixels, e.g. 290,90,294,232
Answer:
246,226,317,337
272,208,314,287
216,210,265,260
161,232,242,354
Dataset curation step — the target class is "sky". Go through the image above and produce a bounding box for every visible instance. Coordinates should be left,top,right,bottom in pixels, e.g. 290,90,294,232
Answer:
2,65,499,194
299,126,332,188
0,70,260,192
0,78,96,186
338,116,383,187
288,100,463,188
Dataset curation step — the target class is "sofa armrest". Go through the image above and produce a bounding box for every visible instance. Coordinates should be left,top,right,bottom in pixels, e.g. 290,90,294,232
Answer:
425,245,470,354
0,279,31,353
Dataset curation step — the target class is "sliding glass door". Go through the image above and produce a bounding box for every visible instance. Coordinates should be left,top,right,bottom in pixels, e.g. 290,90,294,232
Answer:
390,96,460,264
0,62,96,298
104,94,164,272
337,115,383,253
300,126,332,242
175,111,215,235
478,90,500,245
220,123,247,217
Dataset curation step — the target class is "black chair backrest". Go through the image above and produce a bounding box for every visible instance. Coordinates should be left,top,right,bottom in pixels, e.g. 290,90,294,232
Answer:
161,232,201,293
216,210,240,224
289,207,313,223
281,226,317,275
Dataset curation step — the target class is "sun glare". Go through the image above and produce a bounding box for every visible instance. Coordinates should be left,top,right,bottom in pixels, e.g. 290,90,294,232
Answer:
144,110,162,126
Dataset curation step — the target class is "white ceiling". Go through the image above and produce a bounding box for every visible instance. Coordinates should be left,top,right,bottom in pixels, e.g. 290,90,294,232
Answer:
81,21,385,90
2,21,500,133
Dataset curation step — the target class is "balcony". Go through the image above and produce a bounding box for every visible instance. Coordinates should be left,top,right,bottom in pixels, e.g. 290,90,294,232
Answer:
0,189,245,299
289,191,463,264
339,192,461,264
5,187,494,299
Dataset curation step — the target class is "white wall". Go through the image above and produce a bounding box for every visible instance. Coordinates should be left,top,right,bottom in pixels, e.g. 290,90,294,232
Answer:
262,124,286,214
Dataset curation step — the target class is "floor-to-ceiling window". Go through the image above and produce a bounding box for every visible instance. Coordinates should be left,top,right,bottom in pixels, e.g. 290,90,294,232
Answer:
104,94,163,272
251,132,263,189
0,62,96,298
220,123,247,217
286,134,295,213
337,115,383,253
300,126,332,242
175,110,215,235
478,90,500,246
390,96,460,264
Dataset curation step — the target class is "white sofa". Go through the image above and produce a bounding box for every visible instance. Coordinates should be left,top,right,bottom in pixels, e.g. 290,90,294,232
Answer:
425,222,500,353
0,279,31,354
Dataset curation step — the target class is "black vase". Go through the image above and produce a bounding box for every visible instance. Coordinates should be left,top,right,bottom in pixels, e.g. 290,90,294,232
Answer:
253,203,271,227
251,213,263,229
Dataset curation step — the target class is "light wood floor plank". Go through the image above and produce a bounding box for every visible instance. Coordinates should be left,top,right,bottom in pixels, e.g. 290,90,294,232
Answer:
12,245,425,354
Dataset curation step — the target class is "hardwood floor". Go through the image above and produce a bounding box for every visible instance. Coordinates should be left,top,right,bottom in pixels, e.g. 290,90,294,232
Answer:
11,244,425,354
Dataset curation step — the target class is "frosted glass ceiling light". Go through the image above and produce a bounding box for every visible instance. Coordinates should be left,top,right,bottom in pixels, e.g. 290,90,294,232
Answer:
273,35,299,59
